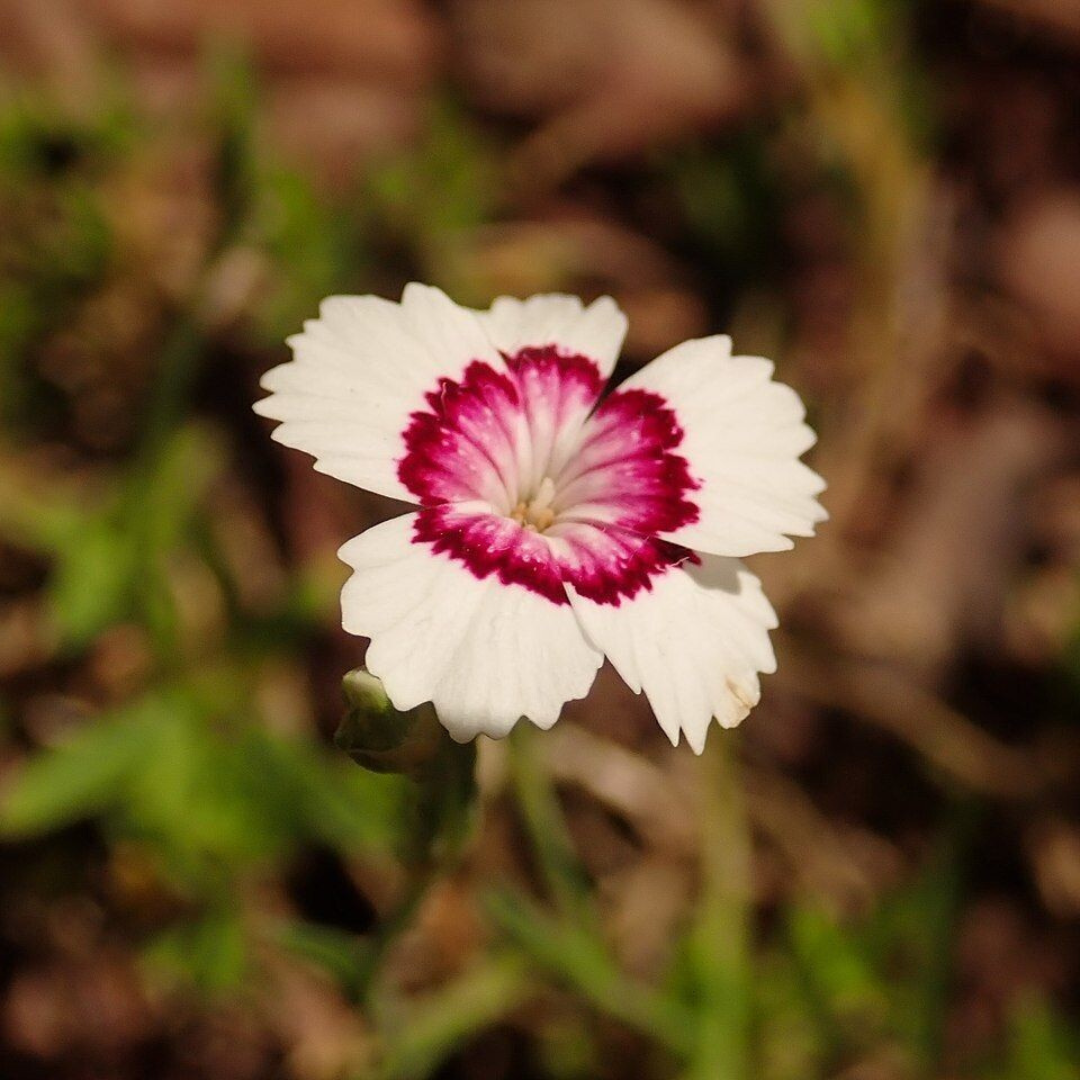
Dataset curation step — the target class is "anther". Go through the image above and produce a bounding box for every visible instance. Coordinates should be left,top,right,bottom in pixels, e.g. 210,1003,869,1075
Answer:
510,477,559,533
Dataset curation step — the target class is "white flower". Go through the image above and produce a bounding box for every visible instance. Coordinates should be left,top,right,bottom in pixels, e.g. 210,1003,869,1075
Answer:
254,285,825,753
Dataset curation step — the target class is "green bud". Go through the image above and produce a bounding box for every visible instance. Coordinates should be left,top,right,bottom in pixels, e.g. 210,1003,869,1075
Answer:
336,668,446,778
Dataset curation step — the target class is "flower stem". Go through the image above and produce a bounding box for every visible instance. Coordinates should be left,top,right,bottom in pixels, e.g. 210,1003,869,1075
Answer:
508,723,592,919
336,671,478,997
683,732,752,1080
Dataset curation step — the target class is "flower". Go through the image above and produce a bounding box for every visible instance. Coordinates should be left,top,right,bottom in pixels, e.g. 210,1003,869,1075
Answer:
254,285,825,753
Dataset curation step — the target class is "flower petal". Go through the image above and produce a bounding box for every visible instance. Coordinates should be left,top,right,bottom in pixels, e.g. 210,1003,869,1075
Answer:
339,511,603,741
567,555,777,753
254,284,503,503
553,385,699,537
617,336,827,557
479,294,628,379
478,296,628,490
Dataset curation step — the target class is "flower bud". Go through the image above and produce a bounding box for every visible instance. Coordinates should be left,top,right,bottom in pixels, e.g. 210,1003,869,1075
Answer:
336,668,448,778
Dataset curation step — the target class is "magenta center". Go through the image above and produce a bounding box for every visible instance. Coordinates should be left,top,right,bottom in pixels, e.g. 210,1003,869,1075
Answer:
397,346,700,606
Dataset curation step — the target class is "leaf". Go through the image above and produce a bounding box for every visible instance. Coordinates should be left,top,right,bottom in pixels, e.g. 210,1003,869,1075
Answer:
274,918,372,1000
121,697,411,874
486,889,692,1056
289,747,412,855
786,905,886,1025
47,516,137,647
134,422,222,556
998,998,1080,1080
144,907,248,996
0,695,164,836
376,954,533,1080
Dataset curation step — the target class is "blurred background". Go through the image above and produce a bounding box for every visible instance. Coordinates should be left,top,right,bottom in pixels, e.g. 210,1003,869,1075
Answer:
1,0,1079,1077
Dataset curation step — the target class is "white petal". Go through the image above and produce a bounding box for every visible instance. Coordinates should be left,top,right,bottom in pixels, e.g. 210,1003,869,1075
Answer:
567,556,778,754
619,336,827,557
254,284,503,503
339,513,603,741
479,294,628,378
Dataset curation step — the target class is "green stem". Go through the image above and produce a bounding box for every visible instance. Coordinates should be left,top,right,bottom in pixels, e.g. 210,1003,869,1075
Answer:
911,797,978,1075
508,723,590,919
683,732,753,1080
124,313,204,661
335,677,480,1000
354,871,432,1001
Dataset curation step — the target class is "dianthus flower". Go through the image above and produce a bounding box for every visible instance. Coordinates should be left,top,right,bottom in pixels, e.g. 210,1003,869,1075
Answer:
255,286,825,752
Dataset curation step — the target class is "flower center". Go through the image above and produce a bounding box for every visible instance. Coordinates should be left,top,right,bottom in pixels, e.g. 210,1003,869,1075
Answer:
397,350,702,607
510,476,558,533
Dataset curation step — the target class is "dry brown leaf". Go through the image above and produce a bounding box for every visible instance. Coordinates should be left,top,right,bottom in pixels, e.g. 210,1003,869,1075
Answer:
453,0,752,189
997,188,1080,365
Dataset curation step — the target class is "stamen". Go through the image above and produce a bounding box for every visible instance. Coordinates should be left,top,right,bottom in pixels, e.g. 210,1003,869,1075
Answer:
531,507,556,532
510,477,559,532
